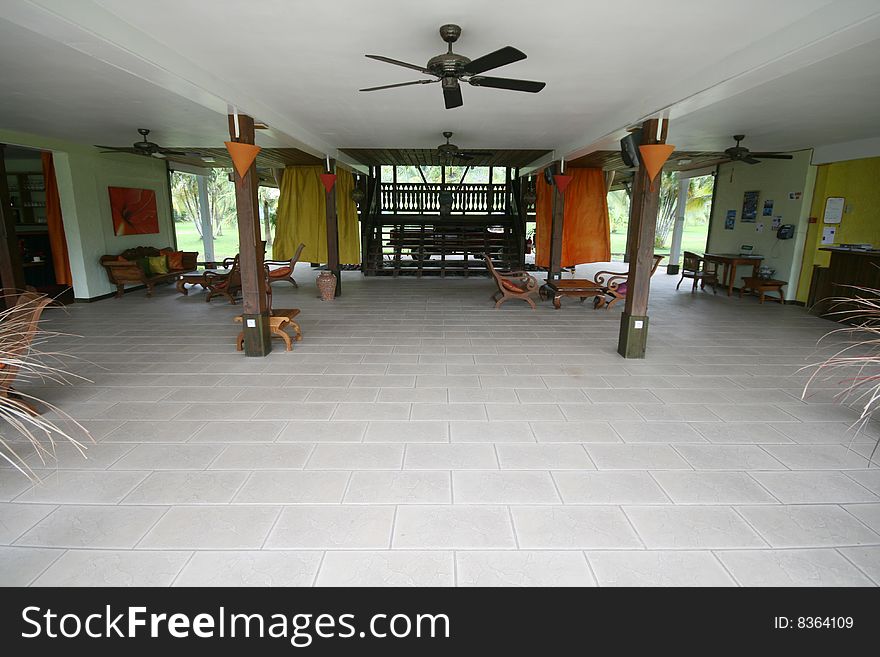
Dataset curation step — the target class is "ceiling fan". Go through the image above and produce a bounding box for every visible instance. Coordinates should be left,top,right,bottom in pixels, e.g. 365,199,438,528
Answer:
96,128,206,159
360,24,546,109
436,131,493,162
722,134,793,165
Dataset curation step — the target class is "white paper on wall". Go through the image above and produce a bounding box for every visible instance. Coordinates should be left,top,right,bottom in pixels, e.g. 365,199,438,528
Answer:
821,227,837,245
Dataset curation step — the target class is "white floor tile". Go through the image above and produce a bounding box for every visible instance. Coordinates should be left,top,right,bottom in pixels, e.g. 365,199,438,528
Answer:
457,551,595,586
317,551,454,586
588,550,735,586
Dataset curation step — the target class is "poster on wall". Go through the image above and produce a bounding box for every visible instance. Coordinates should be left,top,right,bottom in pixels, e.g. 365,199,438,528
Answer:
756,222,765,233
771,216,782,230
108,186,159,236
823,196,845,224
762,200,774,216
725,210,736,230
741,190,759,222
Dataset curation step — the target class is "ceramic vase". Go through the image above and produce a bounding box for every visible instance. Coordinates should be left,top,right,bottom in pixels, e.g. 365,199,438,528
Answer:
316,271,337,301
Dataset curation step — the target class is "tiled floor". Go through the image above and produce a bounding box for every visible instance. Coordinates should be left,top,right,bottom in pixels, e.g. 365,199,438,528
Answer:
2,263,880,587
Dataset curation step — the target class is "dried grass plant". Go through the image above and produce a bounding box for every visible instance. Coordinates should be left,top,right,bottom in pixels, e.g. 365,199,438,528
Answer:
803,286,880,463
0,291,92,480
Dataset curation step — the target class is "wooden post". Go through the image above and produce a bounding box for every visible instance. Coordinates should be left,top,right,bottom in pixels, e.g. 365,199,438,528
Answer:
618,118,667,359
548,163,564,281
0,144,25,304
228,113,271,356
325,158,341,297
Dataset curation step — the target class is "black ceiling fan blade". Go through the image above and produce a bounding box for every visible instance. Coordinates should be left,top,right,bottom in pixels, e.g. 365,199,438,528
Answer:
751,152,793,160
742,156,761,165
468,76,545,93
360,79,438,92
158,149,201,157
443,83,463,109
97,147,145,155
457,150,494,156
462,46,526,75
365,54,432,75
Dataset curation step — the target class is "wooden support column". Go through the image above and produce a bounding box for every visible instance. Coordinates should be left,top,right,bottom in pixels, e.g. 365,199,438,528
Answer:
325,159,341,297
547,162,564,281
0,144,25,305
228,113,271,356
618,118,667,359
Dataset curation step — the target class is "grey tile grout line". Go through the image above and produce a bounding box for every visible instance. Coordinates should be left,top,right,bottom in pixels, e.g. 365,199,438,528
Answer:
834,546,880,585
130,505,174,549
166,551,197,587
310,551,327,587
728,506,774,548
707,549,745,587
258,506,287,550
617,506,648,550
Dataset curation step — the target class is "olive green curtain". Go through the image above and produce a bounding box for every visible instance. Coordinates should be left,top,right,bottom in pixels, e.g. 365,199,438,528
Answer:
273,166,359,264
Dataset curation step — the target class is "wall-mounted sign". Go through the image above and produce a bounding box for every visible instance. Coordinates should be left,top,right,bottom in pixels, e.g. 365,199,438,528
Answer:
821,226,837,244
823,196,845,224
741,190,759,223
762,200,774,216
725,210,736,230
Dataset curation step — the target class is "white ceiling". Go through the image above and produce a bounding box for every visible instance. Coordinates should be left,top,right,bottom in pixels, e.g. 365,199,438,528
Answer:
2,0,880,163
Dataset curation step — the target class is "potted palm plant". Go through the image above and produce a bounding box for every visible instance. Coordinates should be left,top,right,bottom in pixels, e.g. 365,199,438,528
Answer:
0,291,90,479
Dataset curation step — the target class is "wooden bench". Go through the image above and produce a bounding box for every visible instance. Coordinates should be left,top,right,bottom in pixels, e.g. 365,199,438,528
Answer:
740,277,786,304
235,309,302,351
100,246,197,298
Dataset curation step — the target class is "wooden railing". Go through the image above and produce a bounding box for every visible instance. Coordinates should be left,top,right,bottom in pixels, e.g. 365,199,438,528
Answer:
380,182,508,214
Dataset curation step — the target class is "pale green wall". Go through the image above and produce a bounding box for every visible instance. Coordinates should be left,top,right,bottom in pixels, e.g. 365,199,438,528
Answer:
706,150,816,300
1,129,174,299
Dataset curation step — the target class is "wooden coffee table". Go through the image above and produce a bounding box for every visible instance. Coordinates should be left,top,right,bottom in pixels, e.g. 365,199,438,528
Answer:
740,277,786,304
176,269,225,295
541,279,605,309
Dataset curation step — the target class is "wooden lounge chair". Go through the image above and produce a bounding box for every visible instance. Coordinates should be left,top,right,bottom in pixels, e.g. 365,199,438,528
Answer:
483,254,539,310
204,255,242,304
0,292,52,415
592,255,664,309
265,242,305,288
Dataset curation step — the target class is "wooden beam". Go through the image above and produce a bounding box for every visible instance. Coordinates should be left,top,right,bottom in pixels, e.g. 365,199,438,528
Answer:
548,162,564,281
325,158,341,297
228,113,271,356
0,144,26,305
618,118,667,359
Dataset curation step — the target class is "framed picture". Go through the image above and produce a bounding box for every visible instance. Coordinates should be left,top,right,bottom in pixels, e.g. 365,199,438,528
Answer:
108,186,159,235
741,190,759,223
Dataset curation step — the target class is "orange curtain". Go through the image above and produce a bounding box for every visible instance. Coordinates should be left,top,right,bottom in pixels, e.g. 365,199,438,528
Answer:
535,167,611,268
41,152,72,286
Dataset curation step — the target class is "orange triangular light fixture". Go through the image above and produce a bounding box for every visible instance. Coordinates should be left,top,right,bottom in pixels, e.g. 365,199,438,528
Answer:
553,174,573,193
638,144,675,191
224,141,262,179
320,173,337,193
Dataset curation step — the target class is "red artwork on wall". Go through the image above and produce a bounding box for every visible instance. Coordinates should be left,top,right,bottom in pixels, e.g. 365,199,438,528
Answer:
108,186,159,235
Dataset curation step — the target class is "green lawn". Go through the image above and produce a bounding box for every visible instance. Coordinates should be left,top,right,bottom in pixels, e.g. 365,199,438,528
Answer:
173,221,245,262
610,225,708,265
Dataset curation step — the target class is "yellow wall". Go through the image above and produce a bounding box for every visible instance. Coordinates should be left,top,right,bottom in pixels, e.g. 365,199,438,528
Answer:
796,157,880,302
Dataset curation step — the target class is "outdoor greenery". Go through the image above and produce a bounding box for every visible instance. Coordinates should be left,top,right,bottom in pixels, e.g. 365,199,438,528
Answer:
608,173,714,261
170,170,278,261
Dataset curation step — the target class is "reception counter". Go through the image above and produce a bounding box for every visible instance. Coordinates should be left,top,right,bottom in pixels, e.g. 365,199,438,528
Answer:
808,247,880,319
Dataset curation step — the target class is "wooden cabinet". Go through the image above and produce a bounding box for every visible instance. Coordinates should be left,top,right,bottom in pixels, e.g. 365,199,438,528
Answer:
6,171,47,227
810,248,880,320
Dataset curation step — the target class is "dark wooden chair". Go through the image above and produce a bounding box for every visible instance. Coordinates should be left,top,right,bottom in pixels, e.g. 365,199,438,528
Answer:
204,255,242,304
677,251,718,293
265,242,305,288
483,254,539,309
593,254,664,309
0,292,52,415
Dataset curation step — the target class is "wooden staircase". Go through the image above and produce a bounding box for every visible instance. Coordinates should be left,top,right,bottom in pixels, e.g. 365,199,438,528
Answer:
359,175,528,278
362,214,520,277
